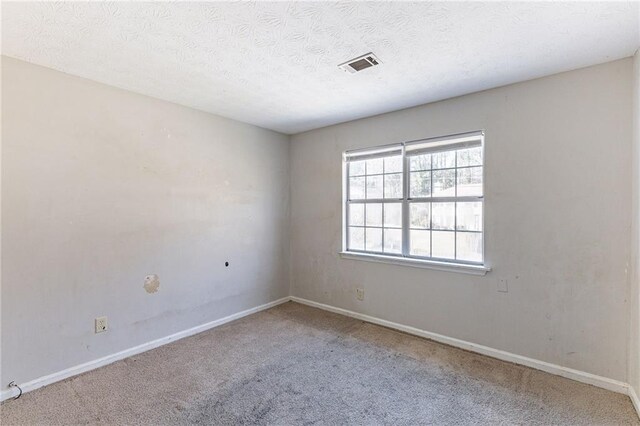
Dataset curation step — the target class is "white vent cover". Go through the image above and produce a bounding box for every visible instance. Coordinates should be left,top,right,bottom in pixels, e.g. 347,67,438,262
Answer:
338,53,381,74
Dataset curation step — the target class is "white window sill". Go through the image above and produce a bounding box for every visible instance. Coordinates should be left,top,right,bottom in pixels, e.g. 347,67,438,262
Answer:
339,251,491,276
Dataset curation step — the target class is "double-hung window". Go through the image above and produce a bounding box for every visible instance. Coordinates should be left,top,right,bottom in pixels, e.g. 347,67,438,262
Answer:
343,131,487,272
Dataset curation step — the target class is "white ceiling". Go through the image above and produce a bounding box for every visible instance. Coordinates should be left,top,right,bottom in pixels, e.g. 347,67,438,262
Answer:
2,1,639,134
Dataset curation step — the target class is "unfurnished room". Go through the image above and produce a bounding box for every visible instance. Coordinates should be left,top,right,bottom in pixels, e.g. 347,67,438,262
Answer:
1,1,640,425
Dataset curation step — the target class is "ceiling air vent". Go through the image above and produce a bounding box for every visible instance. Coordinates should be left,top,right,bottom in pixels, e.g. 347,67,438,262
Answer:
338,53,381,74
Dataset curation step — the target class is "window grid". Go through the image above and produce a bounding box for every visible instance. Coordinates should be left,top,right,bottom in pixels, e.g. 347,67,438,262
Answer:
346,156,404,255
454,149,458,260
406,149,482,263
345,133,484,265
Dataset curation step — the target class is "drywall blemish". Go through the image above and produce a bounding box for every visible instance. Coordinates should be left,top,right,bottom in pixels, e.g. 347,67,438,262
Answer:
143,274,160,294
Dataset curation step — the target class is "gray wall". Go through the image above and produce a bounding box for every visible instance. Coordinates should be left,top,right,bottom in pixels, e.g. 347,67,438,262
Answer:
631,49,640,394
290,59,633,382
1,57,290,385
2,54,637,390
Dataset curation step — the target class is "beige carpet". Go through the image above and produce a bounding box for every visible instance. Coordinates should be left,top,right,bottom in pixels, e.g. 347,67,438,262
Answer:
1,302,638,425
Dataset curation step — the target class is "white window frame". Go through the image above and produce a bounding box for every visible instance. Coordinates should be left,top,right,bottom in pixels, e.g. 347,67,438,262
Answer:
340,130,490,275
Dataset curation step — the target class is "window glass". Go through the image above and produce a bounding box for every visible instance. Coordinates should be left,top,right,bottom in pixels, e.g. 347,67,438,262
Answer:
410,171,431,198
365,203,383,227
457,167,482,196
384,229,402,254
346,134,484,265
457,147,482,167
349,203,364,226
432,151,455,169
410,203,430,229
432,231,455,259
366,158,383,175
410,230,430,257
384,203,402,228
384,174,402,199
410,154,430,171
456,232,482,262
349,176,365,200
348,227,364,251
384,155,403,173
432,169,456,197
365,228,382,252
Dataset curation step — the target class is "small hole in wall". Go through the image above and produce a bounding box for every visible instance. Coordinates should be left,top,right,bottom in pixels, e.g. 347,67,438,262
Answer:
225,261,229,267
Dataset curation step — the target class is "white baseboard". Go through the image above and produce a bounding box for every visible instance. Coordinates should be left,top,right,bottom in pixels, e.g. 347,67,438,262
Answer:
290,296,631,396
4,294,638,421
0,296,290,402
630,386,640,419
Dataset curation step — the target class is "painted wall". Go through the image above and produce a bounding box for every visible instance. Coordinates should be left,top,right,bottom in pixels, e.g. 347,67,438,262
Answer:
290,59,633,382
1,57,290,386
631,49,640,395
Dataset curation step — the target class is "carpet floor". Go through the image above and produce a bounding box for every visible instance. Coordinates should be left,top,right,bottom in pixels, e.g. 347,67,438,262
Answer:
1,301,638,425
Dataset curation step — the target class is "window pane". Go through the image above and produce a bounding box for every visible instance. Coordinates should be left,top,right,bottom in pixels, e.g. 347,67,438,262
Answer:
410,203,430,229
456,202,482,231
383,228,402,254
410,230,430,257
432,150,455,169
410,171,431,198
349,203,364,226
346,138,484,261
366,175,383,199
457,147,482,167
432,231,455,259
409,154,431,171
366,158,383,175
384,155,402,173
348,227,364,251
384,203,402,228
350,160,366,176
365,228,382,252
457,167,483,196
457,232,483,262
365,203,382,227
349,176,365,199
384,173,402,198
432,169,456,197
432,202,455,230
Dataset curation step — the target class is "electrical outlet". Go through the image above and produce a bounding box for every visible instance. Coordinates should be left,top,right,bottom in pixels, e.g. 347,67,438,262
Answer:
95,316,108,333
498,279,509,293
356,288,365,301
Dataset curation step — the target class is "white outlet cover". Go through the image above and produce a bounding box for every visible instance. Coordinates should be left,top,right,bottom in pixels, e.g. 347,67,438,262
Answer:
356,288,365,301
95,316,108,333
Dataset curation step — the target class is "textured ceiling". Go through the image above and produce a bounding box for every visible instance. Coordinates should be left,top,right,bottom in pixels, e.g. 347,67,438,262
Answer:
2,1,639,134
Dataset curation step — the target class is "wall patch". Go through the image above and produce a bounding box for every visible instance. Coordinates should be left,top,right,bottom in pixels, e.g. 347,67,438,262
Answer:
143,275,160,294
